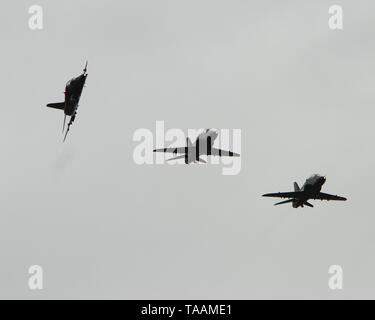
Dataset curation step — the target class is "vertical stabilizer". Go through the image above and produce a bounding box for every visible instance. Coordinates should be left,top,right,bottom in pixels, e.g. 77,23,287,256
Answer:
294,182,300,192
186,137,193,147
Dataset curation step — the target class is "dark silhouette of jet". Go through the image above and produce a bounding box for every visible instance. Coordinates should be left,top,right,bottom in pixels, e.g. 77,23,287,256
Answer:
46,62,88,141
153,129,240,164
262,174,347,208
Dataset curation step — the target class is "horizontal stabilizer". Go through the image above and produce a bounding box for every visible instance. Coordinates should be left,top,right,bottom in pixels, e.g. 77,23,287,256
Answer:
47,102,65,110
262,191,300,199
166,155,186,162
198,157,207,163
274,199,294,206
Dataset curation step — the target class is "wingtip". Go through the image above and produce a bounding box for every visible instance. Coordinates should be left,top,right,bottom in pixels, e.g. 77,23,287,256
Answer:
337,195,347,201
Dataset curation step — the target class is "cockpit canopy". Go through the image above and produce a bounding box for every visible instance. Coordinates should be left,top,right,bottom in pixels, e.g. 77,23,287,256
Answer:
309,174,321,179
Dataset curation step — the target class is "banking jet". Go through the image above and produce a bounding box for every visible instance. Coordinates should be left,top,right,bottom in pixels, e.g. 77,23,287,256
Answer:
46,62,88,141
153,129,240,164
262,175,347,208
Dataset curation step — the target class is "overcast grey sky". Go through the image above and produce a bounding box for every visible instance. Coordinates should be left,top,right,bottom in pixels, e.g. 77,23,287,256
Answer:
0,0,374,299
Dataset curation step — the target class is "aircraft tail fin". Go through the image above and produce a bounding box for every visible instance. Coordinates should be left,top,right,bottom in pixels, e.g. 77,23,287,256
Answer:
47,102,65,110
186,137,193,148
294,182,300,192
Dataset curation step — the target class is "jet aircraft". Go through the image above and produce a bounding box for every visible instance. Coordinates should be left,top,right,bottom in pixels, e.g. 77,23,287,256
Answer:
153,129,240,164
262,174,347,208
46,62,88,141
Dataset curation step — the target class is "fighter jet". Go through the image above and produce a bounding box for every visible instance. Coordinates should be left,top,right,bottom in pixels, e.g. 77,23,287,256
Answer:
46,62,88,141
262,174,347,208
153,129,240,164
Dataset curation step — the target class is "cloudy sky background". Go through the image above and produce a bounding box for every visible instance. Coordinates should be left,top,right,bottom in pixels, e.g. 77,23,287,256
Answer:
0,0,374,299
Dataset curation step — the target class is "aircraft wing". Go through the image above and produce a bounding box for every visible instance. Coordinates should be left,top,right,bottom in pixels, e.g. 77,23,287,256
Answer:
153,147,187,154
210,148,240,157
312,192,347,201
46,102,65,110
262,192,301,199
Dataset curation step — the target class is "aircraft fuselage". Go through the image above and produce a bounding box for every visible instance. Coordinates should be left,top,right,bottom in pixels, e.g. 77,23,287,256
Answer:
293,175,326,207
64,74,87,116
301,175,326,194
